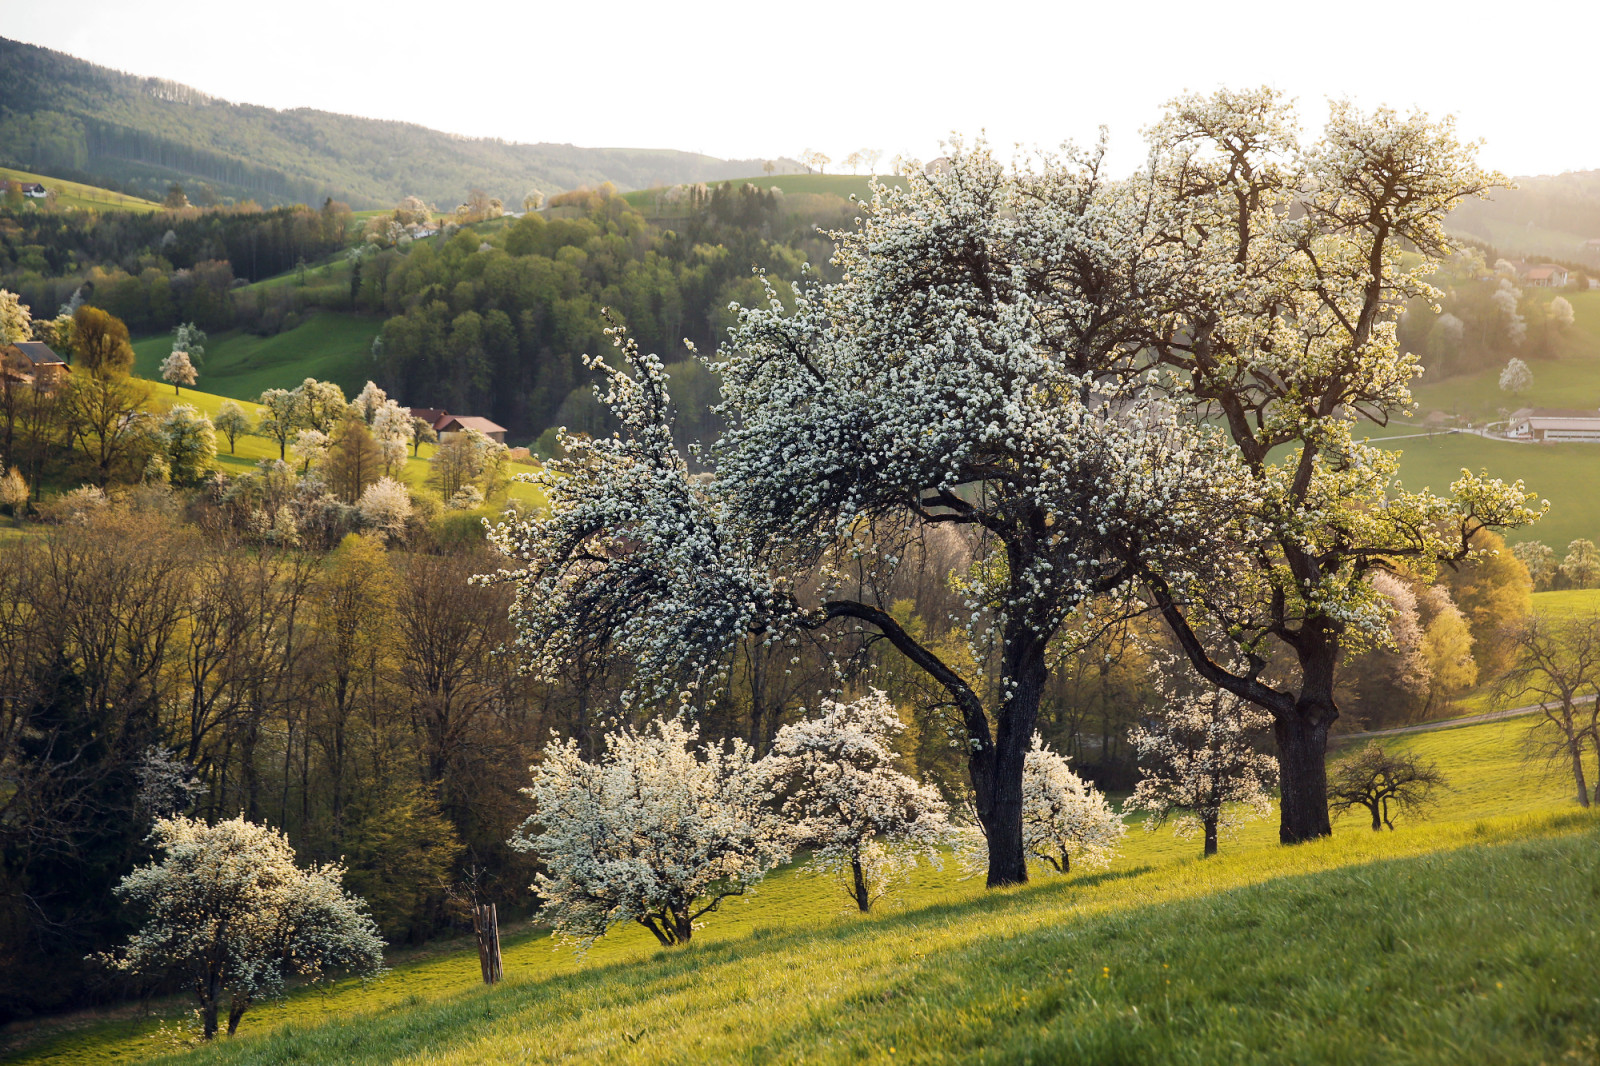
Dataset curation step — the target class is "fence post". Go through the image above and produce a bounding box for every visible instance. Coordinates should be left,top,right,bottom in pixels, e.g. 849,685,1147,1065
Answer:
472,903,503,985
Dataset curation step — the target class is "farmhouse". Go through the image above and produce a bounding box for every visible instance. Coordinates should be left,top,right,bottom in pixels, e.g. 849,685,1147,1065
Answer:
405,407,509,444
1522,264,1569,287
1508,406,1600,441
435,415,507,444
0,340,70,388
20,182,46,199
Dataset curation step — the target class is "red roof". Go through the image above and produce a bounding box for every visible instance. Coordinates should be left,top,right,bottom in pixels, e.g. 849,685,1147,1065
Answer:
437,415,507,435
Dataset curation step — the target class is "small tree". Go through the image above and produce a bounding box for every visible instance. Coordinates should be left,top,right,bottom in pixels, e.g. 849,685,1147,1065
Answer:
99,816,384,1040
172,322,207,366
409,416,437,456
428,432,481,500
160,350,197,394
762,691,951,912
1495,614,1600,806
1513,540,1558,591
159,404,217,485
1018,734,1124,874
256,388,301,460
324,412,385,503
214,401,252,455
512,717,790,948
0,466,27,524
1328,744,1446,830
1564,539,1600,589
73,305,135,377
357,476,413,542
291,428,329,475
1127,672,1278,857
1498,357,1533,395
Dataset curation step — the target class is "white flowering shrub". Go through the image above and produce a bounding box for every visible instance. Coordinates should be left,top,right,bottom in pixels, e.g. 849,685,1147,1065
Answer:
134,746,207,817
513,717,790,948
447,483,484,510
99,816,384,1040
762,691,950,911
959,733,1124,877
357,476,412,541
1126,669,1278,857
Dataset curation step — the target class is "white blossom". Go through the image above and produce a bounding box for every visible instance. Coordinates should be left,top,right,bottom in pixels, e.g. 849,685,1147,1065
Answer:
512,717,790,948
762,691,950,911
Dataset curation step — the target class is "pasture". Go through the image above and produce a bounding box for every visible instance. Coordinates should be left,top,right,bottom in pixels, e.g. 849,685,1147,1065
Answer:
131,314,383,403
0,166,161,213
7,714,1591,1065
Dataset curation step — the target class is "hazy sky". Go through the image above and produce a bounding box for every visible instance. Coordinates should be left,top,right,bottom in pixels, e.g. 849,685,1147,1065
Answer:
5,0,1597,176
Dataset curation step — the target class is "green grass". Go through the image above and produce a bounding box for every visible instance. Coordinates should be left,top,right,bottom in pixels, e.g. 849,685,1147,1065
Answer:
0,166,162,213
8,715,1590,1065
132,313,382,401
1530,588,1600,617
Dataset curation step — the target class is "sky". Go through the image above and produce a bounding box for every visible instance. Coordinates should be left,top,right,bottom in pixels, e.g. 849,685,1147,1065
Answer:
4,0,1598,177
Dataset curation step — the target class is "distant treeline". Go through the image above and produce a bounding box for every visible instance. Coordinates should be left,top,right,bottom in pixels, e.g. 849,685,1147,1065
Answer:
0,36,801,209
0,201,352,331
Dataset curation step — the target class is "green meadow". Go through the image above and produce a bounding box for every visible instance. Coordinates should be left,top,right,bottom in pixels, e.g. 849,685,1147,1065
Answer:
131,313,383,403
7,713,1591,1065
0,166,161,213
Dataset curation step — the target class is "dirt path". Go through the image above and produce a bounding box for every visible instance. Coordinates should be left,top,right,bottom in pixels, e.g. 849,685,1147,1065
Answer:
1337,698,1587,741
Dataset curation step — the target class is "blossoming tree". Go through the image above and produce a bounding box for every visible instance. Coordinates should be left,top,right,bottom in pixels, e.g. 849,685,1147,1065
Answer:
99,816,384,1040
489,144,1237,887
763,691,950,911
1126,669,1278,857
959,733,1124,876
1131,88,1542,843
513,717,790,947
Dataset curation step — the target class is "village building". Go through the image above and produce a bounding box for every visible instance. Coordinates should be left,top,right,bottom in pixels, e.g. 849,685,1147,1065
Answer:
1522,264,1569,288
1508,406,1600,441
0,340,70,388
405,407,509,444
20,182,46,199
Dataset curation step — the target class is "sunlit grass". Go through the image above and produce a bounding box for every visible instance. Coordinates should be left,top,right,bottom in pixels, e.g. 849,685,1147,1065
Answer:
8,715,1588,1065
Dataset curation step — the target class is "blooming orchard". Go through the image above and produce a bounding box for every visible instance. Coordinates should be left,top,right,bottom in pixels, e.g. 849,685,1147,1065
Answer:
763,691,951,911
960,733,1124,876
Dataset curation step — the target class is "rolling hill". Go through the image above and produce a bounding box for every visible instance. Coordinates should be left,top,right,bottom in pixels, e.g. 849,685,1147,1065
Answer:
0,37,800,210
0,165,159,212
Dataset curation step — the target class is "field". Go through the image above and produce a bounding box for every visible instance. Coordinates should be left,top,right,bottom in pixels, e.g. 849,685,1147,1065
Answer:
7,714,1593,1065
624,172,890,213
0,166,161,213
132,313,383,403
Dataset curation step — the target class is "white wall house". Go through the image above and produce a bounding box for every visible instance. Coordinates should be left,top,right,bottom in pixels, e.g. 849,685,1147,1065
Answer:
1509,407,1600,441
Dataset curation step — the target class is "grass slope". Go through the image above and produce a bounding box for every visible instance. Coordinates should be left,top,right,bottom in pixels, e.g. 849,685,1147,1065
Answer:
8,716,1589,1065
0,165,161,213
132,314,382,402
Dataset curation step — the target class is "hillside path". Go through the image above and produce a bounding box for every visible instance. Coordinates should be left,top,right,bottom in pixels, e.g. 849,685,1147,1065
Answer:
1337,697,1594,741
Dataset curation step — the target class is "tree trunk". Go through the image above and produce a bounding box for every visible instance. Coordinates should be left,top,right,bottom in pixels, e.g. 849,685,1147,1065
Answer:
1203,815,1218,857
1368,800,1382,831
1571,744,1591,808
473,903,503,984
198,974,220,1040
226,997,248,1036
1273,701,1333,844
972,632,1046,887
850,853,871,912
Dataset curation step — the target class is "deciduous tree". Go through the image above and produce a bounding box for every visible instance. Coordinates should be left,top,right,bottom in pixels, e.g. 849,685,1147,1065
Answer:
514,717,790,947
1127,667,1278,857
73,306,135,377
1328,743,1446,830
98,816,383,1040
1495,614,1600,806
160,350,197,394
1499,357,1533,394
213,401,252,455
762,691,950,911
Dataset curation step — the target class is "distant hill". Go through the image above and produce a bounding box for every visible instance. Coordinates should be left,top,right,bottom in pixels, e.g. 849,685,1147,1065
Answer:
1449,170,1600,267
0,164,160,212
0,37,799,210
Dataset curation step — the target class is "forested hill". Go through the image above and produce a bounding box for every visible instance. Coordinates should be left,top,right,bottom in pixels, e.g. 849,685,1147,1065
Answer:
0,38,795,209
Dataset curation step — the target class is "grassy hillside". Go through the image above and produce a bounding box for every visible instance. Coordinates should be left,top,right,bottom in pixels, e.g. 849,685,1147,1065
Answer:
8,715,1591,1065
132,314,382,402
0,165,159,212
